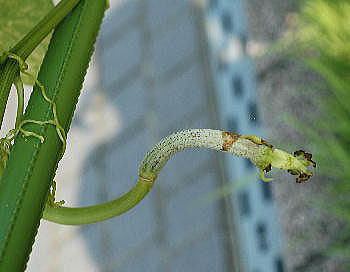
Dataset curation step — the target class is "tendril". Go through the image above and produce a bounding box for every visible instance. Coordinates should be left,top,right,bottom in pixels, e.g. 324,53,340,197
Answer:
0,52,67,205
6,52,67,154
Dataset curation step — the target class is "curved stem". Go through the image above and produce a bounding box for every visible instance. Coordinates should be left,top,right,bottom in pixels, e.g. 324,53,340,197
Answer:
43,179,154,225
43,129,316,225
0,2,107,268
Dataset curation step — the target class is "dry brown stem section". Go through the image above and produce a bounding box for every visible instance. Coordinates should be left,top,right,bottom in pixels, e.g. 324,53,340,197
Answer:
222,131,240,151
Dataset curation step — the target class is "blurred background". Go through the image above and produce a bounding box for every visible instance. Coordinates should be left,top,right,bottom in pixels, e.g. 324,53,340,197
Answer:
1,0,348,271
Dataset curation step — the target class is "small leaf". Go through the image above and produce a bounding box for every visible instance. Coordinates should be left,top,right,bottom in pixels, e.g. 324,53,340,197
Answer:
0,0,53,85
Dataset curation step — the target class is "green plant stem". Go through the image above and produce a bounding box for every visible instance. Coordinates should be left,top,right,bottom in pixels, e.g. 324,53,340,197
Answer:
44,180,154,225
0,59,20,128
0,0,81,129
0,0,106,270
44,129,316,225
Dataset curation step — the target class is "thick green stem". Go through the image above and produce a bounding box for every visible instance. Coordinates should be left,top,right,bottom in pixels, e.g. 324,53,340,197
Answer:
44,180,154,225
0,1,106,270
0,60,20,129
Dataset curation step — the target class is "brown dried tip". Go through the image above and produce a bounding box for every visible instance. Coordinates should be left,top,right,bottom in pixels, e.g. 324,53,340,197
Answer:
289,150,317,183
263,164,272,173
222,131,240,151
294,150,317,168
287,169,312,183
261,139,273,148
296,172,313,183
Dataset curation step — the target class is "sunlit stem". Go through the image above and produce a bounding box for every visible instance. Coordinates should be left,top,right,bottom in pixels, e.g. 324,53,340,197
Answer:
44,129,316,225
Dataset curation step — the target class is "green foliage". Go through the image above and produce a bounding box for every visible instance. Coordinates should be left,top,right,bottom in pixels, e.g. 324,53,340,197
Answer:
0,0,81,128
0,0,53,85
293,0,350,265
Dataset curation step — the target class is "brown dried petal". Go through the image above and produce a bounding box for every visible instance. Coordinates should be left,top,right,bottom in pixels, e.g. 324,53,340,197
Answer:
222,131,240,151
264,164,272,173
296,172,313,183
261,139,273,148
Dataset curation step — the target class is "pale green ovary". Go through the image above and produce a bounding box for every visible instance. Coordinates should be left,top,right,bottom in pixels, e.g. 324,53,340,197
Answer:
270,149,308,173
